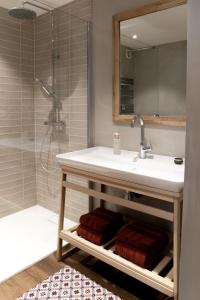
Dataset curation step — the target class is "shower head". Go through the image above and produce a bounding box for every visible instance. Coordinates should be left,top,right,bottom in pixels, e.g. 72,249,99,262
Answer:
8,0,52,20
8,7,37,20
35,78,54,97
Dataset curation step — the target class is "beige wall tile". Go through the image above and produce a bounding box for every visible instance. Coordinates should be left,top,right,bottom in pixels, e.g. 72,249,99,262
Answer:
34,2,90,221
0,1,91,220
0,7,36,217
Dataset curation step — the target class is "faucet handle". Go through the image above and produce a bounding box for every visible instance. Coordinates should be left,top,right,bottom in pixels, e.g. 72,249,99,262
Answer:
142,141,152,152
146,141,152,151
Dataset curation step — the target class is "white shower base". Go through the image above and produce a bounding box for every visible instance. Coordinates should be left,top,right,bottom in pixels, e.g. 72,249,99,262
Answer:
0,205,76,284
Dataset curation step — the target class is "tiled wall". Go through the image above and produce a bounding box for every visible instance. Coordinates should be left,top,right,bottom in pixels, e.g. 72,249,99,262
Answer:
0,0,91,220
34,0,92,222
0,8,36,218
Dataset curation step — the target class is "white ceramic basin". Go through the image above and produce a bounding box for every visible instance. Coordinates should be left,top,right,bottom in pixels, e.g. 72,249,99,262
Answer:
56,147,184,193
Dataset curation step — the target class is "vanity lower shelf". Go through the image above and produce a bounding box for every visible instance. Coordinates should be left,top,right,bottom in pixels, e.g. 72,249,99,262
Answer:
57,159,183,300
60,225,174,297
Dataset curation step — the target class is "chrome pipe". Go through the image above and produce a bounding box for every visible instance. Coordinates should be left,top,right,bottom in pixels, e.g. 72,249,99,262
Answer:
23,1,51,12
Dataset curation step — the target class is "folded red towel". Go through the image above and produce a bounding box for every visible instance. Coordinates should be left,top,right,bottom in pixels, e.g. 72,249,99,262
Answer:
77,224,114,245
116,223,168,253
80,208,123,233
94,208,123,223
130,222,168,244
80,213,116,233
115,240,155,268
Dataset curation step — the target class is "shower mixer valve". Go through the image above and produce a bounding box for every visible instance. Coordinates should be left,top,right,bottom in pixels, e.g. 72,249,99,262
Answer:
44,120,65,130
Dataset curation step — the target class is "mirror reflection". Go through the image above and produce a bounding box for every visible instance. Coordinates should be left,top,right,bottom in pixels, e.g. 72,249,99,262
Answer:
120,4,187,117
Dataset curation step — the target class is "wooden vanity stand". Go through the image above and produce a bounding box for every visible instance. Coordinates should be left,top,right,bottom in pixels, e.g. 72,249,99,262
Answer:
57,165,182,300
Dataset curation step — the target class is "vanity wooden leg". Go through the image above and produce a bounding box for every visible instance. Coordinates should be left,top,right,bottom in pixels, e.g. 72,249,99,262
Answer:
100,184,106,208
89,182,106,210
173,198,182,300
57,172,67,261
89,181,94,212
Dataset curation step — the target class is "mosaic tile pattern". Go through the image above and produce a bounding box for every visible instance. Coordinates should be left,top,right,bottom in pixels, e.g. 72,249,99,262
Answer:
17,265,122,300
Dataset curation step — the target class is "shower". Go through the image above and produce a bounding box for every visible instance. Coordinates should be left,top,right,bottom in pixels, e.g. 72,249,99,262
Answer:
9,0,63,125
9,0,51,19
0,0,89,282
35,78,54,97
9,0,65,174
8,6,37,19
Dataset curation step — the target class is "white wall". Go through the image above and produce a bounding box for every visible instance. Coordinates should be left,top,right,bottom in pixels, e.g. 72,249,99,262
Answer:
179,0,200,299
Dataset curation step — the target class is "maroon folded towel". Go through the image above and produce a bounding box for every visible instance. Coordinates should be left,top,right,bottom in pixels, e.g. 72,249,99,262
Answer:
77,224,114,245
129,222,168,244
94,208,123,223
115,240,155,268
116,223,168,253
80,208,123,233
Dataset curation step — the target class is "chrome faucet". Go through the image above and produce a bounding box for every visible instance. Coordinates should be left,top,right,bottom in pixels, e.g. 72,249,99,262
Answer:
131,115,151,159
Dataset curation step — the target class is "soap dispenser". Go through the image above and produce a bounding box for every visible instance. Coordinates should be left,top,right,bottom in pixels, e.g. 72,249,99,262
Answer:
113,132,121,155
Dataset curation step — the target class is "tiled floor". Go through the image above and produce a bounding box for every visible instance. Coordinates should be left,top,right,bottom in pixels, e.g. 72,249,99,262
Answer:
0,205,76,283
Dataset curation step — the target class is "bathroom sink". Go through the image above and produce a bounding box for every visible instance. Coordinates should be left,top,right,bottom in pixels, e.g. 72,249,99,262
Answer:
56,147,184,193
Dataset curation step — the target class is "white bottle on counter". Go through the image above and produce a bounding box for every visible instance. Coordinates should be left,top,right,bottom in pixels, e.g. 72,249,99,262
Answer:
113,132,121,155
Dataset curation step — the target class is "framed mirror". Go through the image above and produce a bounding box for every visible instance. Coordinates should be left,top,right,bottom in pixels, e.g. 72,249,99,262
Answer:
113,0,187,126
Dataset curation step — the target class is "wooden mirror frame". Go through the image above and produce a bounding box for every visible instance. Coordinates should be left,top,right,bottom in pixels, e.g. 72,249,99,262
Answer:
113,0,187,127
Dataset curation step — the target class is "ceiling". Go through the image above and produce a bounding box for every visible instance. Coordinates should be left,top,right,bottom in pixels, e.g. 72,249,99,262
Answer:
0,0,75,15
121,4,187,50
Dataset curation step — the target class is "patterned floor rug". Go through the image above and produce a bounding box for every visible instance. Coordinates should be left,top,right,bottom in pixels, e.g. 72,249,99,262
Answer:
16,265,122,300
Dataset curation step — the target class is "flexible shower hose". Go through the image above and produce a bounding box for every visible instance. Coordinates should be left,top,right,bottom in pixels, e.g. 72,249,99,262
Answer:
39,124,61,175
